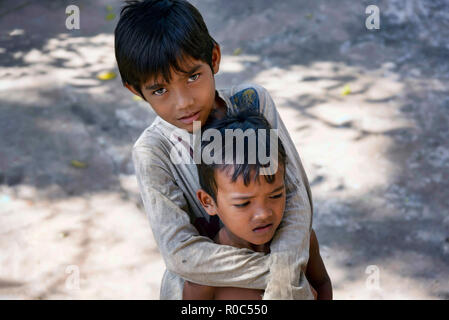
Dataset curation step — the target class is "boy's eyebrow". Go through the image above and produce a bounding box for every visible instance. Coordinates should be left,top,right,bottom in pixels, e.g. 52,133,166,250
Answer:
230,184,285,200
231,194,255,200
183,64,202,75
144,64,203,90
269,185,285,194
145,82,165,90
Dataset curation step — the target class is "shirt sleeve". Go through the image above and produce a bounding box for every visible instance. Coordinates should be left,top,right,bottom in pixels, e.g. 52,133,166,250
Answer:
132,142,270,290
253,84,315,300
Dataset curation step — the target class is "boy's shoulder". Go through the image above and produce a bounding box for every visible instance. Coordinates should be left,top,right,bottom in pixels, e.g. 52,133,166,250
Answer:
223,82,271,111
133,118,160,148
222,82,278,127
132,117,172,160
226,82,268,95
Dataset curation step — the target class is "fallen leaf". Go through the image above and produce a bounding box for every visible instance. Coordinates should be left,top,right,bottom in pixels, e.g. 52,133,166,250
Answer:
70,160,88,169
233,48,242,56
97,71,116,80
341,84,351,96
106,12,116,21
133,95,143,101
59,231,70,238
106,5,113,11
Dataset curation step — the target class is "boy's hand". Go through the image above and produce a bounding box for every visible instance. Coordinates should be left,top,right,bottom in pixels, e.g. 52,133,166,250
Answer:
306,229,333,300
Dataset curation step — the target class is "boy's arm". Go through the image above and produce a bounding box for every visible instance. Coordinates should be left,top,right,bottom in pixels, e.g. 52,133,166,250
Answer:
183,281,215,300
306,229,332,300
254,84,315,299
133,144,270,290
263,177,313,299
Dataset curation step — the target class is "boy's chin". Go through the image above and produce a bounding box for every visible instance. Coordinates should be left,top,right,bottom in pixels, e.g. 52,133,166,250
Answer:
249,237,271,246
183,123,197,133
178,117,205,133
173,120,197,133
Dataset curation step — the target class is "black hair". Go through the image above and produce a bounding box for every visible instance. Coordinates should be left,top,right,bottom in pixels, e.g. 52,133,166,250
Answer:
197,108,287,202
114,0,217,99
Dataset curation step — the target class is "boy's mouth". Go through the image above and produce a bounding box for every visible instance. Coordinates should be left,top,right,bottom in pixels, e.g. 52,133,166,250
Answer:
178,110,201,124
252,223,273,233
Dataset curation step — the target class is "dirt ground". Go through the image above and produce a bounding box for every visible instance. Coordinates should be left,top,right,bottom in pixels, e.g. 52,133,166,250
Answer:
0,0,448,299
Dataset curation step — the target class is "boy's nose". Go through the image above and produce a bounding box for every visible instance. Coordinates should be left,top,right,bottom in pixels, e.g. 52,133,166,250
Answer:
253,206,273,222
174,88,194,111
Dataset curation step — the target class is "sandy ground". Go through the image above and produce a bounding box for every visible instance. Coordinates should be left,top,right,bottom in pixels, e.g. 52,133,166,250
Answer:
0,0,448,299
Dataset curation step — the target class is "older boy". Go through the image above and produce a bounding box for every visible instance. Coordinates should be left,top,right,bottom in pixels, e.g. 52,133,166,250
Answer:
115,0,321,299
183,109,332,299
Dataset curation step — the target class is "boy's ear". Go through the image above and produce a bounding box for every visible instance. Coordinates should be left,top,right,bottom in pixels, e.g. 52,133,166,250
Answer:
196,189,218,216
124,82,145,100
211,44,221,75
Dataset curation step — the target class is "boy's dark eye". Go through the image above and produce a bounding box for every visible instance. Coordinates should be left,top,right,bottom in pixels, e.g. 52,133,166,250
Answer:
270,193,284,199
153,88,167,96
234,201,250,208
188,73,200,82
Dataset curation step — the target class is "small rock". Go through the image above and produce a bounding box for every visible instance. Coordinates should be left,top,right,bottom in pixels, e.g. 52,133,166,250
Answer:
59,231,70,239
9,29,25,36
409,68,421,77
383,62,396,70
340,40,351,54
443,243,449,255
443,216,449,227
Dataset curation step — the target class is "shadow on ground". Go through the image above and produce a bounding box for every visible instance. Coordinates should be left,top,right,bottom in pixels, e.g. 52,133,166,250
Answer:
0,0,448,299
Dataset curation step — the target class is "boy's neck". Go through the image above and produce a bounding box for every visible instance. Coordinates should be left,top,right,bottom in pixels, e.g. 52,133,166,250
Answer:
208,91,227,122
214,227,270,254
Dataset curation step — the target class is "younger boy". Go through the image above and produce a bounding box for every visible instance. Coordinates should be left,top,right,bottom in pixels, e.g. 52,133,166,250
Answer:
183,109,332,299
115,0,322,299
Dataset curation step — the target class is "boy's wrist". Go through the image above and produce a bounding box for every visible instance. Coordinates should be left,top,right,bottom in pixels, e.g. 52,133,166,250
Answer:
314,279,333,300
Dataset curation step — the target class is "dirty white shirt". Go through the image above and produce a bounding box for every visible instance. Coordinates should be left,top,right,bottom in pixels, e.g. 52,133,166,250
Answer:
132,83,314,300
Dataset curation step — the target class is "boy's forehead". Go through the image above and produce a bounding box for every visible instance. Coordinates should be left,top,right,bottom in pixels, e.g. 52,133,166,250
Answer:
215,165,284,190
144,55,205,86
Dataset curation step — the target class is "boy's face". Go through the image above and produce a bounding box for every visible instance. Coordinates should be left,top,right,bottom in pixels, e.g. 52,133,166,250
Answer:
198,165,286,247
126,45,221,133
